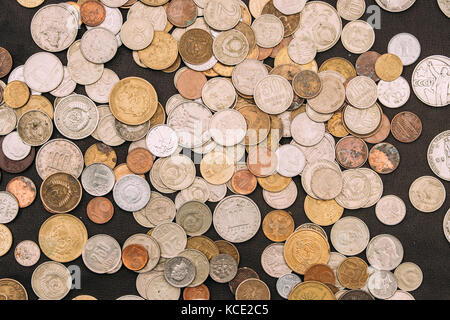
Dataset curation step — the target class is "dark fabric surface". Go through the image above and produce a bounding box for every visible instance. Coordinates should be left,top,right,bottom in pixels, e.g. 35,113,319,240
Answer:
0,0,449,300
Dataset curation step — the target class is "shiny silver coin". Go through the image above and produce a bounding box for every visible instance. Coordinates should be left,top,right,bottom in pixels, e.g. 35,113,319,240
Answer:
276,273,302,299
113,175,151,212
164,256,196,288
81,163,115,197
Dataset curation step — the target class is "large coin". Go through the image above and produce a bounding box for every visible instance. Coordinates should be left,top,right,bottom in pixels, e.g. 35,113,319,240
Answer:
41,172,82,214
427,130,450,181
366,234,404,271
82,234,122,274
0,278,28,300
31,261,71,300
288,281,335,300
81,163,115,197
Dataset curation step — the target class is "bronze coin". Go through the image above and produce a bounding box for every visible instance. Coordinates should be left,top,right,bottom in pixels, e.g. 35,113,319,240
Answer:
270,63,302,81
86,197,114,224
368,142,400,174
122,244,149,271
126,148,153,174
270,36,293,58
231,169,257,195
261,1,300,37
6,176,36,208
229,267,260,295
183,284,210,300
235,278,270,300
166,0,197,28
235,22,256,51
355,51,381,82
292,70,322,99
40,172,82,214
257,46,273,61
391,111,422,143
363,113,391,144
0,47,13,79
177,69,207,99
80,0,106,27
335,136,369,169
337,257,369,290
304,264,336,285
0,136,35,174
262,209,295,242
179,28,213,65
215,240,240,265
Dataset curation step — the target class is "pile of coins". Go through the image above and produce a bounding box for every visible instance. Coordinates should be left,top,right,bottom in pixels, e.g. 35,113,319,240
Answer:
0,0,448,300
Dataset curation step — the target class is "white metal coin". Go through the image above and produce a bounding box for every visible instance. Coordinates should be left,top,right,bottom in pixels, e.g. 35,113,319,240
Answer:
387,33,421,66
377,76,410,109
24,52,64,93
2,131,31,161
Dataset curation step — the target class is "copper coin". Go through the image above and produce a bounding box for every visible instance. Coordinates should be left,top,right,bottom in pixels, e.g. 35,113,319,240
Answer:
215,240,240,265
183,284,210,300
229,267,260,295
0,47,13,79
368,142,400,174
257,46,273,61
177,69,207,100
231,169,257,195
261,1,300,37
391,111,422,143
270,36,293,58
6,176,36,208
86,197,114,224
122,244,149,271
363,113,391,144
126,148,153,174
325,283,339,294
355,51,381,82
335,136,369,169
0,137,35,174
292,70,322,99
166,0,197,28
262,209,295,242
179,29,213,65
113,163,145,181
80,0,106,27
304,264,336,285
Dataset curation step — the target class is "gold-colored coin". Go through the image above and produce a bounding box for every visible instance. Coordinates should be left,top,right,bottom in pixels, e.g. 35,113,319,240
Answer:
375,53,403,82
72,295,97,300
147,228,153,236
304,196,344,226
179,29,213,65
0,278,28,300
109,77,158,125
261,0,300,37
0,224,13,257
203,68,219,78
200,151,235,185
17,95,54,119
162,55,181,73
246,45,259,60
235,278,271,300
138,31,178,70
274,47,319,72
262,210,295,242
40,172,82,214
249,0,271,19
337,257,369,290
235,22,256,51
284,229,330,275
84,142,117,169
288,281,336,300
3,80,30,109
270,63,304,81
238,104,270,145
319,57,357,80
240,3,252,25
327,111,349,138
113,163,145,181
212,62,234,77
149,102,166,127
186,236,219,261
215,240,240,265
38,214,88,263
16,0,44,8
257,173,291,192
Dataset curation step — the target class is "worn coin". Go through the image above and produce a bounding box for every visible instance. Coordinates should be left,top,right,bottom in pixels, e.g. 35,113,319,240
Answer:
122,244,149,271
81,0,106,26
387,290,415,300
82,234,122,274
276,273,301,299
14,240,40,267
341,20,375,54
375,53,403,82
375,0,416,12
427,130,450,181
308,72,345,114
366,234,404,271
0,47,13,78
346,76,378,109
337,257,369,290
2,132,31,162
356,51,381,82
209,253,238,283
6,176,36,208
152,222,187,258
292,70,322,99
335,136,369,169
377,76,410,109
304,196,344,227
67,40,104,85
81,27,117,64
367,270,398,299
375,195,406,226
236,278,271,300
0,191,19,224
368,142,400,174
16,110,52,147
81,163,115,197
0,106,17,136
86,197,114,224
331,216,370,256
262,210,294,242
164,256,196,288
120,18,154,51
123,233,161,273
343,103,382,137
32,261,72,300
387,33,420,66
204,0,241,31
145,125,178,158
146,275,181,300
40,172,82,213
288,280,335,300
113,174,151,212
261,243,292,278
409,176,446,213
337,0,366,20
3,81,30,109
394,262,423,292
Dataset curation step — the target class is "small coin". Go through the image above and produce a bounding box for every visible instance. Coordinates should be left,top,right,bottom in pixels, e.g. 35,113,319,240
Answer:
24,52,64,93
231,169,257,195
204,0,241,31
85,143,117,169
409,175,446,213
153,223,187,258
126,148,153,175
375,53,403,82
6,176,36,208
391,111,422,143
81,163,115,197
209,253,238,283
17,110,52,147
41,172,82,214
122,244,149,271
183,284,210,300
200,151,234,185
120,18,154,51
80,27,118,64
288,281,335,300
367,270,398,299
14,240,40,267
308,72,345,114
179,28,213,65
304,264,335,285
343,103,383,138
138,31,178,70
0,47,13,78
0,191,19,224
292,70,322,99
215,240,240,265
209,109,247,146
346,76,378,109
375,0,416,12
366,234,404,271
123,233,161,273
337,0,366,20
164,256,196,288
341,20,375,54
276,273,302,299
87,197,114,224
356,51,381,81
335,136,369,169
0,224,13,257
81,0,106,26
2,131,31,161
85,68,120,104
337,257,369,290
387,33,420,66
254,75,293,114
377,76,410,109
186,235,219,261
177,69,207,99
3,81,30,109
176,201,211,236
368,142,400,174
67,40,104,86
262,210,295,242
236,278,270,300
319,57,356,81
394,262,423,292
375,195,406,226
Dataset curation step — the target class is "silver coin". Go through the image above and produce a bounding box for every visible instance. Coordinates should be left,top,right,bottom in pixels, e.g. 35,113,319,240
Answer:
100,0,128,8
375,0,416,12
115,119,150,142
97,114,126,147
2,131,31,161
0,191,19,224
113,174,151,212
67,40,104,86
176,201,212,236
275,144,306,177
30,4,78,52
263,180,297,210
358,168,384,208
14,240,41,267
204,0,241,31
152,222,187,258
427,130,450,181
327,252,347,289
18,110,53,147
336,0,366,20
116,295,145,300
82,234,122,274
411,55,449,107
366,234,404,271
179,249,210,287
80,27,118,64
145,196,176,227
123,233,161,273
367,270,398,299
335,169,371,209
184,55,218,72
146,275,180,300
202,77,237,112
146,125,179,158
252,14,284,48
164,256,196,288
377,76,410,109
261,243,292,278
50,66,77,98
387,33,421,66
120,18,154,51
301,159,341,199
209,109,247,146
210,253,238,283
288,35,316,65
7,65,41,95
308,72,346,114
305,103,334,123
386,290,415,300
136,270,163,299
232,59,268,96
127,2,168,32
409,175,446,213
85,68,120,104
205,181,227,202
0,106,17,136
331,216,370,256
215,144,246,164
132,191,162,228
375,195,406,226
150,158,177,194
346,76,378,109
213,195,261,243
24,52,64,93
310,166,343,200
159,154,196,191
254,75,293,115
107,258,122,275
180,177,210,203
394,262,423,292
444,208,450,243
341,20,375,54
343,103,382,136
291,133,336,164
276,273,302,299
81,163,115,197
31,261,72,300
36,138,84,180
437,0,450,17
88,5,123,34
291,113,325,147
192,139,217,155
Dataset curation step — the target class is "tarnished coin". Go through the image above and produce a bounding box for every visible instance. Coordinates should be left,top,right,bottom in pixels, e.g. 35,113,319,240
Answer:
81,0,106,26
176,200,212,236
375,195,406,226
261,243,292,278
87,197,114,224
213,30,249,66
391,111,422,143
375,0,416,12
409,176,446,213
341,20,375,54
356,51,381,82
377,76,410,109
81,163,115,197
304,264,335,285
120,18,154,51
145,125,178,158
368,142,400,174
292,70,322,99
39,214,88,263
179,29,213,65
14,240,40,267
142,195,175,226
263,179,297,209
428,130,450,181
304,196,344,227
204,0,241,31
252,14,284,49
346,76,378,109
85,142,117,170
41,172,82,214
113,174,151,212
375,53,403,82
17,110,52,147
164,256,196,288
146,275,181,300
6,176,36,208
80,27,117,64
337,257,369,290
0,106,17,136
366,234,404,271
210,254,238,283
343,103,382,137
288,281,335,300
152,222,187,258
235,278,271,300
85,68,120,104
335,169,371,209
127,148,153,175
262,210,295,242
287,37,315,66
206,182,227,202
0,224,12,257
67,40,104,85
2,131,31,161
0,191,19,224
82,234,122,274
87,4,123,33
331,216,370,256
394,262,423,292
186,235,219,261
183,284,210,300
339,289,374,300
3,81,30,109
308,72,345,114
335,136,368,169
363,114,391,145
24,52,64,93
138,31,178,70
123,233,161,273
230,169,257,195
32,261,71,300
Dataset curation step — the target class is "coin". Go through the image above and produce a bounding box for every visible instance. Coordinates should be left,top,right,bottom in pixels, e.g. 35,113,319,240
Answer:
356,51,381,81
276,273,301,299
0,136,35,174
336,0,366,20
375,195,406,225
120,18,154,51
335,136,369,169
0,224,12,257
346,76,378,109
366,234,404,271
186,236,219,261
209,109,247,146
113,174,151,212
200,151,234,185
0,106,17,136
341,20,375,54
292,70,321,99
146,275,181,300
39,214,87,262
122,244,149,271
126,148,153,175
24,52,64,93
308,72,345,114
179,29,213,65
214,240,240,265
261,243,292,278
81,0,106,26
82,234,122,273
178,249,209,288
86,197,114,224
152,222,187,258
236,278,271,300
6,176,36,208
337,257,369,290
428,130,450,181
262,210,295,242
238,104,270,145
67,40,104,85
2,131,31,162
183,284,210,300
123,233,161,273
394,262,423,292
291,113,325,147
84,143,116,170
0,191,19,224
288,281,335,300
368,142,400,174
387,290,415,300
304,196,344,227
304,264,335,285
375,0,416,12
327,112,349,138
163,256,196,288
14,240,40,267
331,216,370,256
375,53,403,82
85,68,120,104
0,47,13,78
80,27,117,64
390,111,421,143
17,110,52,147
409,176,446,213
339,289,374,300
176,201,211,236
3,81,30,109
367,270,398,299
32,261,71,300
254,75,293,115
363,114,391,145
204,0,241,31
437,0,450,17
377,77,410,109
229,169,256,195
138,31,178,70
343,103,382,137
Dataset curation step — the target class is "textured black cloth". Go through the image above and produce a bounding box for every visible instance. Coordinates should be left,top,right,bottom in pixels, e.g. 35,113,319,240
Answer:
0,0,449,300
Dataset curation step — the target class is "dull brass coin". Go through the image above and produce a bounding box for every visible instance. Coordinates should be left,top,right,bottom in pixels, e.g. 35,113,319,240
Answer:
17,95,54,119
257,173,291,192
337,257,369,290
288,281,336,300
40,172,82,214
179,28,213,65
3,81,30,109
375,53,403,82
319,57,357,80
292,70,322,99
138,31,178,70
0,278,28,300
84,142,117,169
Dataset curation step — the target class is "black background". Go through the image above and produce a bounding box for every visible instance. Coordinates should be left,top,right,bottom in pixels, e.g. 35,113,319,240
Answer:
0,0,449,300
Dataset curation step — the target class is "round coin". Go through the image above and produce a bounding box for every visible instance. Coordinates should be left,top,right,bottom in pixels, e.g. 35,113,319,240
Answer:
164,256,196,287
391,111,422,143
86,197,114,224
409,175,446,213
113,174,151,212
